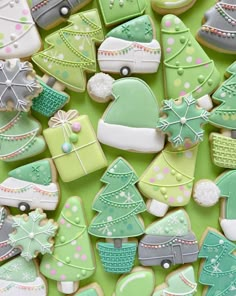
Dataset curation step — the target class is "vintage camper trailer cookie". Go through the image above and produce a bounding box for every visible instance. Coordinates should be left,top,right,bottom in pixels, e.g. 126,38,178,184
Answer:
138,210,199,269
98,16,161,76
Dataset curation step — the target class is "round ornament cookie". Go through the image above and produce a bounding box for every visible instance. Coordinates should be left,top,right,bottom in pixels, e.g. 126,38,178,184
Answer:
151,0,197,15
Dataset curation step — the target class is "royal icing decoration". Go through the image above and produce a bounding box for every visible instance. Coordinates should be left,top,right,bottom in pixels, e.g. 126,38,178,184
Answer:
89,158,146,274
32,9,104,93
151,0,197,15
0,256,47,296
95,76,165,153
0,159,59,211
0,111,46,162
9,209,58,261
98,16,161,75
43,110,107,182
114,267,155,296
31,0,92,30
138,210,199,269
157,95,209,147
98,0,146,26
0,0,41,59
0,59,41,112
198,229,236,296
0,207,20,262
138,143,198,217
153,266,197,296
74,283,104,296
161,14,220,99
197,0,236,54
40,197,95,294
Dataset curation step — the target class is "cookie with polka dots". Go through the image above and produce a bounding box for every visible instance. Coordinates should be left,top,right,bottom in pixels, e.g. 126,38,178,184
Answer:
161,14,220,99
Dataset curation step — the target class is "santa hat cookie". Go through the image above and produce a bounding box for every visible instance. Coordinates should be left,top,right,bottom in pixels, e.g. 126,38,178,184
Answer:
87,74,165,153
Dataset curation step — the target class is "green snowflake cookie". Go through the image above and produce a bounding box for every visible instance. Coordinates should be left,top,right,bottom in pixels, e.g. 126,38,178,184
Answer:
157,95,209,147
9,209,58,261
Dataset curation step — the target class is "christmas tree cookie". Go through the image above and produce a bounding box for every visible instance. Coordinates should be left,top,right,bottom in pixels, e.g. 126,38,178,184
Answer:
138,143,199,217
198,229,236,296
88,74,165,153
194,170,236,241
197,0,236,54
138,210,199,269
0,159,60,212
31,0,92,30
151,0,197,15
153,266,197,296
40,197,95,294
209,62,236,168
113,267,155,296
32,9,104,93
88,158,146,274
9,209,58,261
0,256,47,296
161,14,220,99
157,95,209,147
97,0,146,26
0,0,41,59
0,111,45,162
0,207,20,262
98,16,161,76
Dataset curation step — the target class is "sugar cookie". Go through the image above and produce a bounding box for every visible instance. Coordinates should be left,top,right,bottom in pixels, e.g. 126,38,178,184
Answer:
73,283,104,296
151,0,197,15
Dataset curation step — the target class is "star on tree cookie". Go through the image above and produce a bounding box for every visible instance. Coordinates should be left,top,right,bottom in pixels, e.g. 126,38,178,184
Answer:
9,209,58,261
157,95,209,147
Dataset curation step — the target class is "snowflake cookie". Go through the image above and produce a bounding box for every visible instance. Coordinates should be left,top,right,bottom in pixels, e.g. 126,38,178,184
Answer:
0,59,41,112
9,209,58,261
157,95,209,147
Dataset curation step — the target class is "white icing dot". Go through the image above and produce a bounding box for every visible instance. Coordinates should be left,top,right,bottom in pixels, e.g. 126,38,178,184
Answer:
60,7,69,16
185,151,193,158
156,173,164,180
184,82,190,89
219,239,224,245
107,231,112,236
58,54,64,60
186,56,192,63
211,258,216,263
220,92,226,98
71,240,77,245
72,206,78,212
57,262,63,267
75,35,81,40
177,196,184,203
174,18,181,24
79,45,84,50
107,216,113,222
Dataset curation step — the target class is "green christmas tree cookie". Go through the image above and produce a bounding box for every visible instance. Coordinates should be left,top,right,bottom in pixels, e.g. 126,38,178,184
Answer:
198,229,236,296
40,197,95,294
88,157,146,274
161,14,220,99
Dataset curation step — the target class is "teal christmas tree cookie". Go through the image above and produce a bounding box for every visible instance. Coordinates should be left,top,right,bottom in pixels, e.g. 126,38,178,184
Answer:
40,197,95,294
161,14,220,99
198,229,236,296
157,95,209,147
107,15,154,43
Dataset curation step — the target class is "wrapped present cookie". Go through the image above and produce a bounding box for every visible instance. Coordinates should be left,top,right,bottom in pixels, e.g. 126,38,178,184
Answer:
43,110,107,182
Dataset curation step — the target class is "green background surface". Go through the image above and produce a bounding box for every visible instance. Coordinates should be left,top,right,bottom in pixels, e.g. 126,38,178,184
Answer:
0,0,235,295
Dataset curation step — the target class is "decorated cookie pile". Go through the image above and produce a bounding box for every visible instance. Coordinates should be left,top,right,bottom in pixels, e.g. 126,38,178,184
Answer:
0,0,235,296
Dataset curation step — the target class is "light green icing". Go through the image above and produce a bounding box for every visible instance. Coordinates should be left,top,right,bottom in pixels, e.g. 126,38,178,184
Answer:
9,209,57,261
43,112,107,183
104,78,159,128
138,144,198,206
88,157,146,239
157,95,209,147
115,269,155,296
9,159,52,185
198,230,236,295
152,0,195,10
32,9,104,92
216,170,236,220
98,0,146,26
40,197,95,282
145,210,190,236
0,256,37,283
0,111,45,162
153,266,197,296
107,15,154,43
75,288,98,296
209,62,236,129
161,14,220,99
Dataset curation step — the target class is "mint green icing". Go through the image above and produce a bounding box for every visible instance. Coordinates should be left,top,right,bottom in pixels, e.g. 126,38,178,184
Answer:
0,256,37,282
75,288,98,296
107,15,153,43
9,159,52,185
104,78,159,128
88,157,146,239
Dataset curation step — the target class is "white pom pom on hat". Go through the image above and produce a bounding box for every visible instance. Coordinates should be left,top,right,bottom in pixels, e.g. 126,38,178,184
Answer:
193,180,220,207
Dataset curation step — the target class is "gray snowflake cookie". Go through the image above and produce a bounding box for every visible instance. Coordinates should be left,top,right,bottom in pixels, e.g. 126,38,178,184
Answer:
0,59,42,112
157,95,209,147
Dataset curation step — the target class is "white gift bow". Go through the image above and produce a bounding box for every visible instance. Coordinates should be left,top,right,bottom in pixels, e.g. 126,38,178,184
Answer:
49,110,79,128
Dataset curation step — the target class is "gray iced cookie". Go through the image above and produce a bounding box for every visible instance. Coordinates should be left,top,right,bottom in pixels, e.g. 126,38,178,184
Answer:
31,0,92,30
0,59,41,112
197,0,236,54
0,207,20,262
